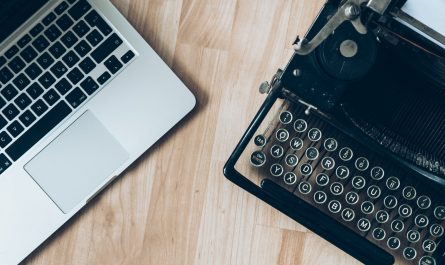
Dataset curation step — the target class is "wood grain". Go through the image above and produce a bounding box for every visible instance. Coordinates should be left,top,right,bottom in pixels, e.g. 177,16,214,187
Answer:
23,0,362,264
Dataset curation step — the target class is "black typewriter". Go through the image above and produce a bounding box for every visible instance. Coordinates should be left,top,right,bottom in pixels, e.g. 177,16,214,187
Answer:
224,0,445,264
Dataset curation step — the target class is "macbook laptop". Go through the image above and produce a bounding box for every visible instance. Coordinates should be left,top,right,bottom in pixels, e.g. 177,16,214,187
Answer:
0,0,196,264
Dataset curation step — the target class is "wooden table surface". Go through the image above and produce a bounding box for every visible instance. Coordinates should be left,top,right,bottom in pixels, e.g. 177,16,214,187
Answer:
24,0,361,264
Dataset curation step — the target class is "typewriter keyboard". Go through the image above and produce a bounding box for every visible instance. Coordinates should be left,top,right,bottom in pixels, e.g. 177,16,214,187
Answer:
235,99,445,265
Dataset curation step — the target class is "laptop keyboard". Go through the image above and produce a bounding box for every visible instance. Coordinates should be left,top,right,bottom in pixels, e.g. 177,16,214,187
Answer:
0,0,136,174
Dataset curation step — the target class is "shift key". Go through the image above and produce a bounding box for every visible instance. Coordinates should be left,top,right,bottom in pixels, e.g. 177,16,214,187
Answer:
91,33,123,63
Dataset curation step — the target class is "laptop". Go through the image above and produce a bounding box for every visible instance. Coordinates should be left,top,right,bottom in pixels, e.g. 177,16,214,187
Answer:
0,0,196,264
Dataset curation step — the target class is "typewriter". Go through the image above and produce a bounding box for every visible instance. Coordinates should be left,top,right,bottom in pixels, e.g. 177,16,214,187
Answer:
224,0,445,264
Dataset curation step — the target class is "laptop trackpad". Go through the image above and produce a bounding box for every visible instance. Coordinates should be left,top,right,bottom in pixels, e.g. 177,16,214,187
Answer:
25,111,129,213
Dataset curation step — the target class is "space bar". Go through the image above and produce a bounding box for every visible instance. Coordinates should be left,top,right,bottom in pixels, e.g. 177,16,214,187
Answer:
6,101,72,161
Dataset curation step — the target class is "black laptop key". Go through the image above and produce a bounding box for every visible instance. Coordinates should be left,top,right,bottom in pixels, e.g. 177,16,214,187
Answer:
30,23,44,37
20,46,38,63
104,55,122,74
0,131,12,148
31,99,49,117
50,61,68,78
38,72,56,89
25,63,43,80
61,31,78,48
68,0,76,4
7,121,24,138
97,71,111,85
68,0,92,20
49,41,67,59
66,87,87,108
0,115,6,129
14,93,32,110
56,14,74,31
19,110,36,127
0,67,14,84
67,67,84,84
32,35,50,52
44,25,62,42
86,29,104,47
0,98,6,110
55,1,69,15
42,12,57,26
27,83,44,99
13,74,30,90
74,40,92,57
79,57,95,74
3,104,20,121
73,21,90,38
0,153,12,175
43,89,61,106
1,84,18,101
8,57,26,74
5,45,19,59
17,34,32,48
80,76,99,95
55,78,72,95
37,52,55,69
62,51,79,68
91,33,122,63
6,101,72,161
121,50,135,64
85,10,112,36
0,56,6,68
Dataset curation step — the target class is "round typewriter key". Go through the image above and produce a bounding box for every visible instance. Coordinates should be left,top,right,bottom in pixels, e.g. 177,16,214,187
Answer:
305,147,319,160
402,186,417,200
399,204,413,218
391,219,404,233
324,138,338,152
250,151,266,167
345,191,359,205
328,200,342,213
298,181,312,194
370,166,384,180
313,191,327,204
361,201,374,215
316,173,329,186
339,147,353,161
417,195,431,210
383,195,398,209
407,230,420,243
270,164,284,177
387,237,401,250
285,154,299,167
403,247,417,260
351,176,366,190
341,208,355,222
415,214,429,228
294,119,307,133
321,157,335,170
330,182,344,196
375,210,389,224
335,166,349,179
270,145,284,158
357,218,371,232
307,128,322,142
355,157,369,171
386,176,400,190
300,163,313,176
430,224,444,237
254,135,266,147
290,137,303,150
279,111,293,124
419,256,436,265
423,240,437,253
372,228,386,241
434,206,445,220
283,172,297,186
367,185,381,199
276,129,289,142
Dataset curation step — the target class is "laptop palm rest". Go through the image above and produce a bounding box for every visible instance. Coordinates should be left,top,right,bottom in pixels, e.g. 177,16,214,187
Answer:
24,111,129,213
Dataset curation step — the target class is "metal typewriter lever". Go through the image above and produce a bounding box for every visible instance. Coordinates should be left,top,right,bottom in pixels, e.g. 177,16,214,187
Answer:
294,0,368,55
